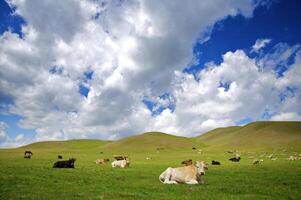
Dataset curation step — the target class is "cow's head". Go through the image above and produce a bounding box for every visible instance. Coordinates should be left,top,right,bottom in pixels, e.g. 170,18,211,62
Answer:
195,161,208,176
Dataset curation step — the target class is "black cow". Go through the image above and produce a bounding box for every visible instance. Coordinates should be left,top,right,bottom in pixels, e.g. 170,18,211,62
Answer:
212,160,221,165
229,157,241,162
53,158,76,168
58,155,63,159
24,151,33,159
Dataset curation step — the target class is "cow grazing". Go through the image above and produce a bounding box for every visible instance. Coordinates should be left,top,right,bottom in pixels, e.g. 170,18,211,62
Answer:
58,155,63,159
95,158,110,164
53,158,76,168
181,159,193,166
111,159,130,168
253,159,260,165
159,161,208,184
212,160,221,165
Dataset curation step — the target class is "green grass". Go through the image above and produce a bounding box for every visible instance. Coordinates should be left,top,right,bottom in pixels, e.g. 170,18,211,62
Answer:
1,121,301,200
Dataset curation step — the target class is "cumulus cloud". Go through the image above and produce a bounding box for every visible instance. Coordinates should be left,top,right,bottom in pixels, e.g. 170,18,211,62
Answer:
270,112,301,121
251,38,271,52
0,0,300,147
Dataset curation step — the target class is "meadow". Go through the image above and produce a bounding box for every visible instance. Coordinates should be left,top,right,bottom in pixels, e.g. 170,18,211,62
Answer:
0,122,300,200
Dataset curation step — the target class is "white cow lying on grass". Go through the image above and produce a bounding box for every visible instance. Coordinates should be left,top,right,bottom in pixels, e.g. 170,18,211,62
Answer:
111,159,130,168
159,161,208,184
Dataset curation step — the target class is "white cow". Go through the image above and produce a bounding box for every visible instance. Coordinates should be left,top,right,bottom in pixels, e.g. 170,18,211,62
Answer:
111,159,130,168
159,161,208,184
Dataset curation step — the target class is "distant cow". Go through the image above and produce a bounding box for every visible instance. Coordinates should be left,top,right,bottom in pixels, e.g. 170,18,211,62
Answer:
192,147,196,150
181,159,193,166
24,151,33,159
111,159,130,168
253,159,260,165
96,158,110,164
159,161,208,184
229,156,241,162
53,158,76,168
212,160,221,165
58,155,63,159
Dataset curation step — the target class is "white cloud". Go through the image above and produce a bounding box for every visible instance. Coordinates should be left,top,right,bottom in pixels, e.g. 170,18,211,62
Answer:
270,112,301,121
251,38,271,52
1,0,300,148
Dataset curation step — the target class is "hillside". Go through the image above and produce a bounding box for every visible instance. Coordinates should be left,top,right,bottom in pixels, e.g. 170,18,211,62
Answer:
196,121,301,149
6,121,301,152
102,132,202,152
18,139,110,152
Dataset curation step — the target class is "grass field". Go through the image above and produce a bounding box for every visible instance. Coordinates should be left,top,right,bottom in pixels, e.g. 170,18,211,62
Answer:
0,122,301,200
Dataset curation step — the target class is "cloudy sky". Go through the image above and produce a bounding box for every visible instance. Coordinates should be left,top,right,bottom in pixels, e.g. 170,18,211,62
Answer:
0,0,301,148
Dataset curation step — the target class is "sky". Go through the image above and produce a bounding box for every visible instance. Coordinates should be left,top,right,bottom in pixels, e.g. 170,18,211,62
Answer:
0,0,301,148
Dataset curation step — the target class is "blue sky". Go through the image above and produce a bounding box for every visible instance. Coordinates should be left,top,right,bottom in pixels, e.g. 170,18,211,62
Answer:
0,0,301,147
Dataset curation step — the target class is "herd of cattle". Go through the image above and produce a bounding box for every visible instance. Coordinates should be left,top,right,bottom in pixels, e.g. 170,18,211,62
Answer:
23,148,300,185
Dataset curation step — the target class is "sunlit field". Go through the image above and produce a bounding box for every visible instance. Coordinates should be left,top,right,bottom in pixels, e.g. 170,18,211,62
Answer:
1,128,300,200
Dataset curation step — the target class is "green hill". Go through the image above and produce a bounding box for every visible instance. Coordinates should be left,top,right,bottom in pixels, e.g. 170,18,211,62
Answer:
196,121,301,149
102,132,202,152
10,121,301,152
18,139,110,152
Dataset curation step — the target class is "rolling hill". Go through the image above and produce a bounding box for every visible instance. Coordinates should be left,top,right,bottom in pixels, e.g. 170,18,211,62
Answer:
101,132,203,152
11,121,301,152
196,121,301,149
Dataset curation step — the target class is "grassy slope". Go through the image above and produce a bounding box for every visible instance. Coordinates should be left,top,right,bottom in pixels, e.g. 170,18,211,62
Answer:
196,121,301,150
0,121,301,200
101,132,203,153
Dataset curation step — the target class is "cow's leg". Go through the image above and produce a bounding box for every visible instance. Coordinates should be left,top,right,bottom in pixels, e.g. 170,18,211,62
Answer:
164,180,178,184
186,180,199,185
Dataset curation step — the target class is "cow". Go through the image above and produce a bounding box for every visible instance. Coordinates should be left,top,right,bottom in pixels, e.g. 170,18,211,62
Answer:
229,154,241,162
111,159,130,168
181,159,193,166
95,158,110,164
229,157,240,162
53,158,76,168
24,151,33,156
212,160,221,165
58,155,63,159
159,161,208,184
24,151,33,159
253,159,260,165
